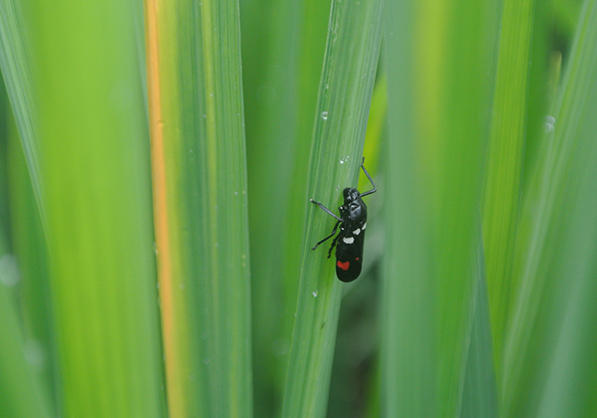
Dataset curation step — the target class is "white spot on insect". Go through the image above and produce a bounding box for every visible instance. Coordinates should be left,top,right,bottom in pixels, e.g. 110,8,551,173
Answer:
362,222,367,230
321,111,328,120
312,290,318,297
353,228,361,235
343,237,355,244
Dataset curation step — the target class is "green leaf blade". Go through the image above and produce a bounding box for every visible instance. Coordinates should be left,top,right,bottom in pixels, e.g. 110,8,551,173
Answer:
281,0,383,415
382,0,500,416
25,1,166,416
146,0,253,416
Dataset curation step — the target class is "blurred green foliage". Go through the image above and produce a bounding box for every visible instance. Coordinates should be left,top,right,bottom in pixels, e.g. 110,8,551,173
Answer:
1,0,596,417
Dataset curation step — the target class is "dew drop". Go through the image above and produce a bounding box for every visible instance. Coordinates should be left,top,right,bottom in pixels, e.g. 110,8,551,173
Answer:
0,255,19,286
24,340,45,368
312,290,318,297
321,111,328,120
543,115,555,133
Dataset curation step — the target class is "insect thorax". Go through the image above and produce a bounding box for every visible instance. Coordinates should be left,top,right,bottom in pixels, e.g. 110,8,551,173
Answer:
343,187,360,203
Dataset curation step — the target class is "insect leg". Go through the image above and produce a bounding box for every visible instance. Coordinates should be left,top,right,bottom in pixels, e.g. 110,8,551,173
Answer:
359,156,377,197
310,199,342,221
327,231,342,259
312,219,341,250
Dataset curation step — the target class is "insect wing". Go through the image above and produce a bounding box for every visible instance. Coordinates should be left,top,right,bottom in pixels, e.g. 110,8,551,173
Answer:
335,226,365,282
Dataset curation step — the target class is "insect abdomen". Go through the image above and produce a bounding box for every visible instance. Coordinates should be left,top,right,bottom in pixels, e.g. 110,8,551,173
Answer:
335,226,365,282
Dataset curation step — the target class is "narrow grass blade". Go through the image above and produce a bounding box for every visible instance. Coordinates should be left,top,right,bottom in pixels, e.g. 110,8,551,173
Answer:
28,1,166,415
1,121,49,418
145,0,253,416
382,0,500,416
482,0,534,371
280,0,384,415
0,279,51,418
382,5,435,414
7,127,56,412
0,1,43,212
536,152,597,418
503,0,597,415
241,1,304,413
460,236,498,418
240,0,330,413
1,32,55,415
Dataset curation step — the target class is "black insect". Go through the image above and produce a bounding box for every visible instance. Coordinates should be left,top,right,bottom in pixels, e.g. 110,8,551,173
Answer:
310,157,377,282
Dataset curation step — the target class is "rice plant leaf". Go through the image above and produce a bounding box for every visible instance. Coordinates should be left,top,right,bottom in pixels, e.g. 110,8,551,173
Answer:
482,0,534,371
382,0,500,415
6,126,56,412
460,237,498,418
0,1,43,211
0,277,51,418
503,0,597,415
280,0,384,415
145,0,253,416
1,27,55,415
27,1,166,415
240,0,330,413
1,140,49,417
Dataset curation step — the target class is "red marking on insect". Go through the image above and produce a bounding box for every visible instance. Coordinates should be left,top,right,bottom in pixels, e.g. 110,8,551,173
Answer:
355,257,360,261
337,261,350,271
